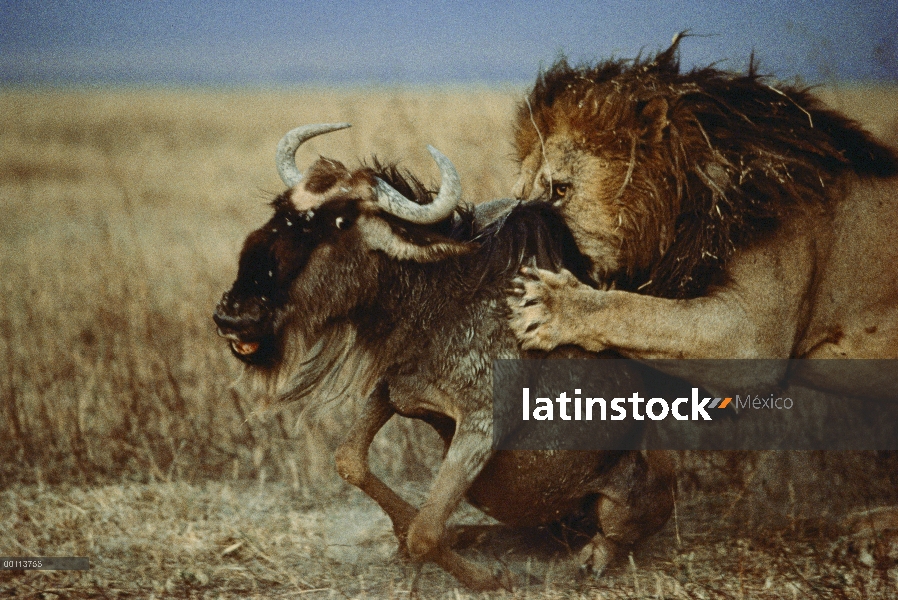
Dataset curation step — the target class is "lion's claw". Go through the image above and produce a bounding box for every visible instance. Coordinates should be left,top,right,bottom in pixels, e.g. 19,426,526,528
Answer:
506,267,577,351
506,267,610,352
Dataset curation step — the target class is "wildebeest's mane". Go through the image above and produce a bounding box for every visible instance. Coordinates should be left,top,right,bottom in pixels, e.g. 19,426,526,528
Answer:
362,157,479,243
462,202,596,295
365,157,435,202
518,36,898,298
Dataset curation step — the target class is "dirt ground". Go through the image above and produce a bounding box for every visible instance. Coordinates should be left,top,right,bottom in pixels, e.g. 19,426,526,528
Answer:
2,477,896,599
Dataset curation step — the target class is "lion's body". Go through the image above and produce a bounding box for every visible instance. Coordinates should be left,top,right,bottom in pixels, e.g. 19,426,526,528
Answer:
799,176,898,361
508,37,898,394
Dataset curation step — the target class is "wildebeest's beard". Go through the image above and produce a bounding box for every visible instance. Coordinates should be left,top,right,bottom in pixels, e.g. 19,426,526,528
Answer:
263,320,380,412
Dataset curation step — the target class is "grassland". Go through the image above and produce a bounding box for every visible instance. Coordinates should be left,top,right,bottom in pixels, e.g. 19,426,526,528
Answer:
1,86,897,598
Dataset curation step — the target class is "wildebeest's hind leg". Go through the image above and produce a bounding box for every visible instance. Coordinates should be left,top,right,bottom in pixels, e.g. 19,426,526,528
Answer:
334,385,513,591
580,451,675,577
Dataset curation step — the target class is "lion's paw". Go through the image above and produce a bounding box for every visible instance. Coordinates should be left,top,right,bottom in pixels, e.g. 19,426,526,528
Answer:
577,535,616,579
507,267,591,351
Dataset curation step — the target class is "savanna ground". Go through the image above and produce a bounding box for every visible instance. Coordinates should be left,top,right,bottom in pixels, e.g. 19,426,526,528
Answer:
1,86,898,599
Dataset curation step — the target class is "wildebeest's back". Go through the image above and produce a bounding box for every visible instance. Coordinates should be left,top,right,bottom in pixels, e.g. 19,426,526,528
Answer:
379,201,597,417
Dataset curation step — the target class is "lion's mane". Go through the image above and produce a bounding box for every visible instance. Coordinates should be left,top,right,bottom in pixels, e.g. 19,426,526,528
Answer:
516,35,898,298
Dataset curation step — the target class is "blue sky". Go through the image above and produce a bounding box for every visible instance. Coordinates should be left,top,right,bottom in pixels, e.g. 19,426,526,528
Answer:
1,0,896,86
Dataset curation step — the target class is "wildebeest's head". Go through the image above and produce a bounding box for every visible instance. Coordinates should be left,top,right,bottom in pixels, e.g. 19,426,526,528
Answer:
213,124,471,398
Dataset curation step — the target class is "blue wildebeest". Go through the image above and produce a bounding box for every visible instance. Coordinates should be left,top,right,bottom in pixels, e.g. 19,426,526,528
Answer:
213,124,674,590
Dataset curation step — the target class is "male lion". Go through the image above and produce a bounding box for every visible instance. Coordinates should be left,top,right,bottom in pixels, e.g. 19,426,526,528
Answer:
508,35,898,396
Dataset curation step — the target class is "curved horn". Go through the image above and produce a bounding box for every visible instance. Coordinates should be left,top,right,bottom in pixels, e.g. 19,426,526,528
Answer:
374,146,462,224
275,122,351,188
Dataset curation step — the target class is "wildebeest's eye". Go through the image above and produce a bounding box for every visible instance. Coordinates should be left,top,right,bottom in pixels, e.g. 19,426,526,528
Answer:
332,211,357,230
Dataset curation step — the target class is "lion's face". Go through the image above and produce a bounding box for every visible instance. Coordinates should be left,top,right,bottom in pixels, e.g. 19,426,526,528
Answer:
512,116,675,286
511,39,898,299
513,135,629,282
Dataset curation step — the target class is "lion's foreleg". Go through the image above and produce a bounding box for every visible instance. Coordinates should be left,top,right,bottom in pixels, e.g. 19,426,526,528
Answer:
509,227,815,365
508,265,803,393
509,266,796,359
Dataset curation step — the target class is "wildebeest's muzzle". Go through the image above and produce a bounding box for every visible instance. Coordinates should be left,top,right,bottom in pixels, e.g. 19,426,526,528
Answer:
213,292,279,366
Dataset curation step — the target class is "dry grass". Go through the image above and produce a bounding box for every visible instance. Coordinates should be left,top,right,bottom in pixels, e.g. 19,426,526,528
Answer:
1,86,897,598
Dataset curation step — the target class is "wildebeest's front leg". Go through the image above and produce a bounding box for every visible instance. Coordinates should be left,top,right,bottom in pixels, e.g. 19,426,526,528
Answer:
334,383,416,541
406,410,495,559
335,388,511,591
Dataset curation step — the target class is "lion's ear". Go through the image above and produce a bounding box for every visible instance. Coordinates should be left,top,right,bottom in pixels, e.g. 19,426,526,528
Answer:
640,97,670,144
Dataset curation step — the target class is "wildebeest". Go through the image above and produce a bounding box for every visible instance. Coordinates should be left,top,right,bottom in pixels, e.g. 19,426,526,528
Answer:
214,124,674,589
507,34,898,396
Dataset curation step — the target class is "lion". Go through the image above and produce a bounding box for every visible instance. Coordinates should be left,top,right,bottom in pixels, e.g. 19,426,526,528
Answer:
507,34,898,397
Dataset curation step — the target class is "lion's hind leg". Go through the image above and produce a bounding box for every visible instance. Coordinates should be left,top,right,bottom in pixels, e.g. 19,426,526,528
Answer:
581,451,676,577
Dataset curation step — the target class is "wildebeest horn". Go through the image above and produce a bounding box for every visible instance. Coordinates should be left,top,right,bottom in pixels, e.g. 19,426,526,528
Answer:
276,122,352,188
374,146,462,224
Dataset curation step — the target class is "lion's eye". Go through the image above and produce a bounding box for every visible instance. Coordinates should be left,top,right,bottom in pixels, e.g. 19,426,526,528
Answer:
552,183,570,201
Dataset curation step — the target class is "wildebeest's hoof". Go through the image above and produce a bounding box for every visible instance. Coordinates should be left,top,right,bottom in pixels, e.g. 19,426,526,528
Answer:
429,545,516,591
406,515,441,559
